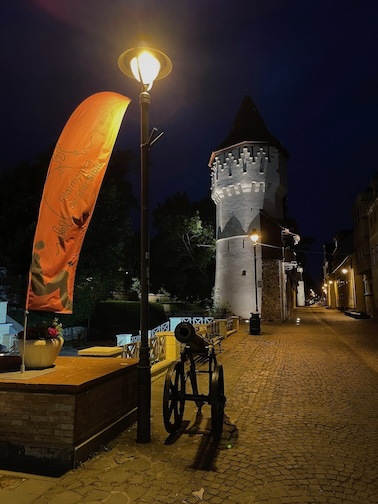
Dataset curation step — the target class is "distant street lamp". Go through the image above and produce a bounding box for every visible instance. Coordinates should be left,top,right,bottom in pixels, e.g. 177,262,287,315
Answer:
118,47,172,443
328,280,334,307
341,268,348,310
249,229,261,335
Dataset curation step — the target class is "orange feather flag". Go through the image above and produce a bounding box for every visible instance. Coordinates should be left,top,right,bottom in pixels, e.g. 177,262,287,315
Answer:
26,91,131,313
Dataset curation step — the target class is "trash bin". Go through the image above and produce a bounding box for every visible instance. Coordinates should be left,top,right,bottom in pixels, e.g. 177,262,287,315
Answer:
249,313,261,335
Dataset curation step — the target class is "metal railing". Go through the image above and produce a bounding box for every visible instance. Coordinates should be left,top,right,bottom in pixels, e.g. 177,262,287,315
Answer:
120,316,236,364
121,332,166,363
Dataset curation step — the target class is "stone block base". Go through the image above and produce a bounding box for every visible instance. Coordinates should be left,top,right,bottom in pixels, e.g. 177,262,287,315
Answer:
0,356,138,474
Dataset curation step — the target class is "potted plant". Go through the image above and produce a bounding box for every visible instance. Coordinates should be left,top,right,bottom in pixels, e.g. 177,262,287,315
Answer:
17,317,64,369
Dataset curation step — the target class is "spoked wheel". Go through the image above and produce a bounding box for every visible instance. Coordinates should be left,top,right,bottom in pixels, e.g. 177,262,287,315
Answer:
210,364,226,439
163,361,186,433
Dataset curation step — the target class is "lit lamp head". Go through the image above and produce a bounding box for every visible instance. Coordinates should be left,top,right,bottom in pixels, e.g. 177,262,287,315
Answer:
118,47,172,91
250,229,260,245
341,268,348,275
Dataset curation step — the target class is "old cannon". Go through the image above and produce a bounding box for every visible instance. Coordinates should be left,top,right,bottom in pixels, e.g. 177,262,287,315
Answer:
162,321,226,438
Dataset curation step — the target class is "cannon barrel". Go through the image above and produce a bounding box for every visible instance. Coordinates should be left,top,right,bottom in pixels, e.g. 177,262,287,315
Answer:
174,322,207,353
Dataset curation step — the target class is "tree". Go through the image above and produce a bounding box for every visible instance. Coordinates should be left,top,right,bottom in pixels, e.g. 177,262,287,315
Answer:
0,148,137,323
151,192,215,302
0,152,49,302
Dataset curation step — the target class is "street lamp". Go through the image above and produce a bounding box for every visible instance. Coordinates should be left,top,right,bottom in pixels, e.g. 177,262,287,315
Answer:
118,47,172,443
249,229,261,335
328,280,333,307
341,268,348,311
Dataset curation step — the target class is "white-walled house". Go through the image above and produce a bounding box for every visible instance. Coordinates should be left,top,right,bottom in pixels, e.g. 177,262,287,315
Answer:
0,301,22,352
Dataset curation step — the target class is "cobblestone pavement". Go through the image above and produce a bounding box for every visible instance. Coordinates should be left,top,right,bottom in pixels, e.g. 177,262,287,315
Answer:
1,306,378,504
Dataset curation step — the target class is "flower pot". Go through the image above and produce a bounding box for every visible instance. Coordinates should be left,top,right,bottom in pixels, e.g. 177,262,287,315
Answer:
17,337,64,370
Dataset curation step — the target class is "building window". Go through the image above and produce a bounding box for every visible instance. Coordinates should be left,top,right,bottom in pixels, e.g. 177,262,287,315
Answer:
241,270,246,276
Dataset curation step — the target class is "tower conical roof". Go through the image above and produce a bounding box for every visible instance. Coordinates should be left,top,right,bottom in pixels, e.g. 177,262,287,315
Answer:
217,95,289,157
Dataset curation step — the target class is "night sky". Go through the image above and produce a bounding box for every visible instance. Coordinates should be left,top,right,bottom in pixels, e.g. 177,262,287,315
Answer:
1,0,378,286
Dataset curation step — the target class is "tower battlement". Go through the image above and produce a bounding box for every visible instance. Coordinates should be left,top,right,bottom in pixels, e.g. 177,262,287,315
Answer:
210,141,286,222
210,143,281,203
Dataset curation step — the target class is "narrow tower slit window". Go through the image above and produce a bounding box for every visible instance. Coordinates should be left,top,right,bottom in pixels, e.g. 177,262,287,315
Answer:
260,156,264,173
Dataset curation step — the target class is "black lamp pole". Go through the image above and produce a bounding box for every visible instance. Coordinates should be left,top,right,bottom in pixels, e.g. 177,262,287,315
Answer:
249,230,261,335
137,89,151,443
118,47,172,443
253,242,258,313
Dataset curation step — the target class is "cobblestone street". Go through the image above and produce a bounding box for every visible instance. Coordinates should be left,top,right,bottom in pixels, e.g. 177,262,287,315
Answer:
1,306,378,503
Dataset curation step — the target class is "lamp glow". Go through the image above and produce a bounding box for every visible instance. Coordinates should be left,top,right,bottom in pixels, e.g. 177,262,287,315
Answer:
250,230,259,244
118,47,172,91
130,51,161,90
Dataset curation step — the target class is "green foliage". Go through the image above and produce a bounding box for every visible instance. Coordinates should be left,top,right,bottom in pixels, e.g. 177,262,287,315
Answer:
0,149,137,322
89,300,167,339
0,153,49,300
210,301,233,319
151,192,215,302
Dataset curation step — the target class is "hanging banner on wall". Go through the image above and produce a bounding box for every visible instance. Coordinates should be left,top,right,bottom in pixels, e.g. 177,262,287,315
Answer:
26,91,131,313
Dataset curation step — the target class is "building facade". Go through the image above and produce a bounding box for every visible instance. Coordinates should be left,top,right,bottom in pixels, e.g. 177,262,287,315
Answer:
209,96,302,321
366,175,378,317
323,174,378,318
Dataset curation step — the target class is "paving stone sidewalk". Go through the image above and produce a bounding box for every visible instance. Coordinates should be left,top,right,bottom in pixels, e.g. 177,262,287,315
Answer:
1,306,378,504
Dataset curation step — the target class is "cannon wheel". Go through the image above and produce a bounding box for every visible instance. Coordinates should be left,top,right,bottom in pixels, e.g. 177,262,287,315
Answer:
210,364,225,438
163,361,186,433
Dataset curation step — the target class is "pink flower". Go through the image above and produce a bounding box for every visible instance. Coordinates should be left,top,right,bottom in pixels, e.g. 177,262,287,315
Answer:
48,327,59,338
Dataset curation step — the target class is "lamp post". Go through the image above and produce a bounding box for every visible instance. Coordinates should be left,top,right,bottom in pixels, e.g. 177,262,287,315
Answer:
249,229,261,335
341,268,348,311
328,280,334,307
118,47,172,443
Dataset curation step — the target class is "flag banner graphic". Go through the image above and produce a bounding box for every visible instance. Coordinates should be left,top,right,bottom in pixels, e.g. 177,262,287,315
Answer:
26,91,131,313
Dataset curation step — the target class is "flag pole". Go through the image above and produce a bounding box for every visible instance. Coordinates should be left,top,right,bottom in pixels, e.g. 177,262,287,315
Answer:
21,309,28,373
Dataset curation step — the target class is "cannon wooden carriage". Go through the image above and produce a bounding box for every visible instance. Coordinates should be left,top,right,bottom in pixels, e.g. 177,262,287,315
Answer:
162,321,226,438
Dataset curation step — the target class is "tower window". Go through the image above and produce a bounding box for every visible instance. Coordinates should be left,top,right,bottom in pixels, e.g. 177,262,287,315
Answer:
241,270,246,276
259,157,265,173
227,160,232,176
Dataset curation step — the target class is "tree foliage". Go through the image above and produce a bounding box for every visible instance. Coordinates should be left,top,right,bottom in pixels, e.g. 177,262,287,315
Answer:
0,148,137,324
151,192,215,301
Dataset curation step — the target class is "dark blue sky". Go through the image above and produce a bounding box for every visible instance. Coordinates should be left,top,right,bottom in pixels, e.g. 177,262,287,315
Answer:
1,0,378,284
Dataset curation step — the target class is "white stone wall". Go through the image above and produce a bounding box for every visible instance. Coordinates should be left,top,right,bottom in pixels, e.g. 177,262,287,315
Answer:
214,236,262,320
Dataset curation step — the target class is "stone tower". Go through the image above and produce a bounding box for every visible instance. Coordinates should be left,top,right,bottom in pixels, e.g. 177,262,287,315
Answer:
209,95,289,320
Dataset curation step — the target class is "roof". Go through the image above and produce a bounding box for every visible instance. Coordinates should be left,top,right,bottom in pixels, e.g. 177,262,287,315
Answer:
6,315,23,335
216,95,289,158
